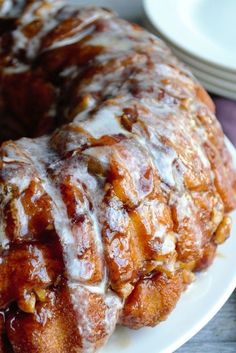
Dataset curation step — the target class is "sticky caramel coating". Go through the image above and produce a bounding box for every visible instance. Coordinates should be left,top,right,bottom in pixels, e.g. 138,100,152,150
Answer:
120,271,185,328
0,1,236,352
5,286,119,353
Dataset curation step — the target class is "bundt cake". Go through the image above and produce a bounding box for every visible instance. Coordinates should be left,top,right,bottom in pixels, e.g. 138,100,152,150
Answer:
0,1,235,352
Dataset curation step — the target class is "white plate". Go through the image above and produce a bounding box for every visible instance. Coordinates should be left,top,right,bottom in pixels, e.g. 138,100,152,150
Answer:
171,45,236,83
192,76,236,100
142,19,236,99
101,139,236,353
170,48,236,94
142,15,236,84
183,62,236,94
143,0,236,72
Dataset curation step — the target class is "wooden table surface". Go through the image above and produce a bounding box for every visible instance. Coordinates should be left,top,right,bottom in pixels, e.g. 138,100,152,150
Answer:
177,290,236,353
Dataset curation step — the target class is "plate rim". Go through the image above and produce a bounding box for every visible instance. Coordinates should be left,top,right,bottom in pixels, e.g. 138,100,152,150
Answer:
143,0,236,73
171,53,236,92
143,15,236,83
195,78,236,100
170,45,236,83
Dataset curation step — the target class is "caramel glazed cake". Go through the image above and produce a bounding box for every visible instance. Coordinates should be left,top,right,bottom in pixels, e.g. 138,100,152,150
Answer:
0,0,235,352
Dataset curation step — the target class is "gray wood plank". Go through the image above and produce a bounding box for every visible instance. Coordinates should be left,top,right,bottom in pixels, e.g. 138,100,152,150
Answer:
177,290,236,352
177,342,236,353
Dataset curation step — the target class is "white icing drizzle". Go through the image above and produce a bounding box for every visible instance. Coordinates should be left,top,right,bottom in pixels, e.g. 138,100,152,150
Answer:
68,158,106,277
15,198,29,236
43,6,117,53
13,135,121,351
87,34,135,52
12,0,65,57
69,284,122,353
0,0,24,17
76,102,178,258
5,137,122,352
86,23,153,50
9,137,122,348
12,29,28,54
20,0,64,25
0,201,8,248
160,232,176,255
60,65,80,79
15,137,100,287
77,105,128,139
3,64,29,74
0,0,12,15
0,151,32,247
170,192,203,247
83,146,110,168
10,3,116,61
44,24,95,52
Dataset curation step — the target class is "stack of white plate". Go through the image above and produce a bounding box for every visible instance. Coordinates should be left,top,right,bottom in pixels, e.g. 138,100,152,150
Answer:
143,0,236,100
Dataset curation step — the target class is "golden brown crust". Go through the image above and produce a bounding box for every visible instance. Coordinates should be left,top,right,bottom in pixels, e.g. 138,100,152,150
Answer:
5,288,82,353
120,271,185,328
